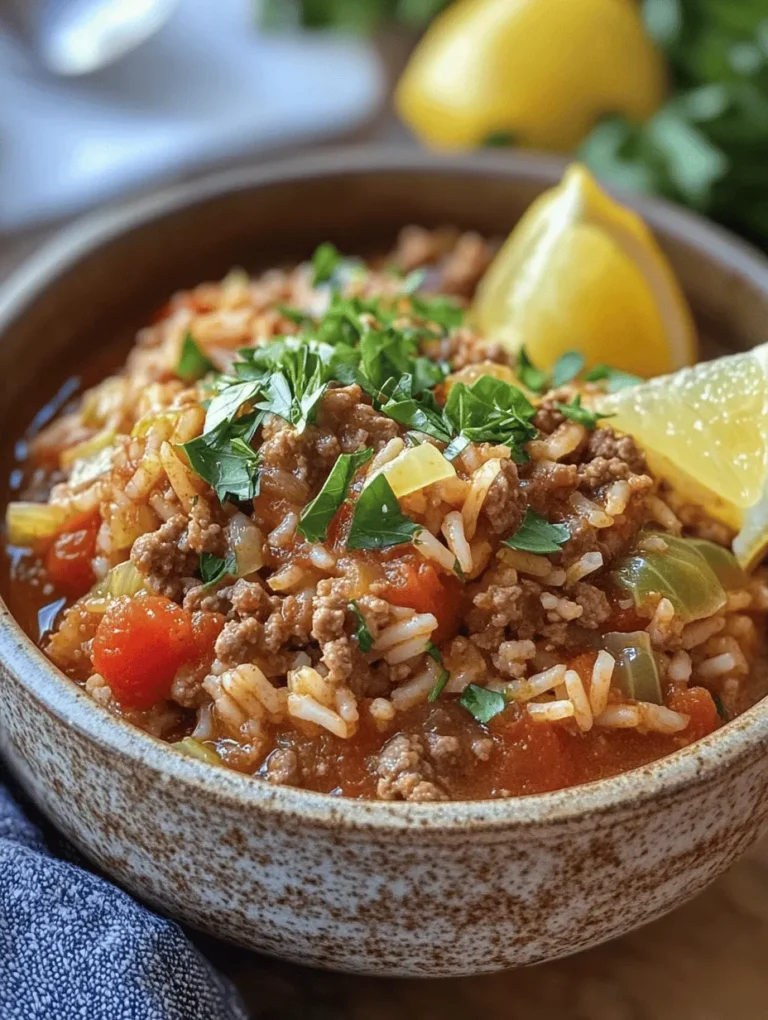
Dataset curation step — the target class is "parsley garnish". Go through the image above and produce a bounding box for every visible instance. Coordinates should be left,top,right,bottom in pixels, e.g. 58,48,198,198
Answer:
181,416,261,504
713,693,729,722
556,394,614,430
410,294,464,330
504,508,570,555
516,347,548,394
177,332,214,383
277,305,313,327
312,242,342,286
552,351,586,388
584,364,642,392
400,268,426,296
443,376,537,462
426,643,450,702
297,448,373,543
200,551,236,588
458,684,506,724
349,600,374,653
347,473,419,551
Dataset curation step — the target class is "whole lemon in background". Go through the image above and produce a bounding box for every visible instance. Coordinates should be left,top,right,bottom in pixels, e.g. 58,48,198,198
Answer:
472,164,696,378
396,0,666,152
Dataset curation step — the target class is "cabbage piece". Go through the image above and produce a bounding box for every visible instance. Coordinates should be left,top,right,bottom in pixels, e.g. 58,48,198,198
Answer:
687,538,747,590
5,502,70,546
173,737,221,765
604,631,662,705
613,534,727,624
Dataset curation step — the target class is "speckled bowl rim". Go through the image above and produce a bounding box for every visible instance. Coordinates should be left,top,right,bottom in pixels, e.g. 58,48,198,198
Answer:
3,146,768,833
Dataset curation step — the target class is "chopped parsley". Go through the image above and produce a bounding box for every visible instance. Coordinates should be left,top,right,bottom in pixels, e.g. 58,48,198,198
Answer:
504,508,570,555
516,347,548,394
713,693,729,722
584,364,642,392
312,242,342,286
551,351,586,388
556,394,615,430
347,473,419,551
426,643,450,702
200,551,236,588
442,375,537,462
349,600,374,653
177,332,214,383
459,684,507,724
181,415,261,504
297,448,373,543
410,294,464,330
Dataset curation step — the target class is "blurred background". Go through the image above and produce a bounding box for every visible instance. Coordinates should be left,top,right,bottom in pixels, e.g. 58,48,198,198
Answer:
1,0,767,248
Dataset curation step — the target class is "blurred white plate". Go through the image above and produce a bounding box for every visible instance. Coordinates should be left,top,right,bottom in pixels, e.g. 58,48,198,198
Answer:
0,0,384,230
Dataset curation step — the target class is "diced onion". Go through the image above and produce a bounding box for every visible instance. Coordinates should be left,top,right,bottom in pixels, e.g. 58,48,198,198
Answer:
226,512,264,576
6,502,70,546
373,443,455,498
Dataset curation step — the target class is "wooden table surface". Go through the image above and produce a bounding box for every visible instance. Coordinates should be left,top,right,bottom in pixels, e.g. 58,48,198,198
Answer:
3,158,768,1020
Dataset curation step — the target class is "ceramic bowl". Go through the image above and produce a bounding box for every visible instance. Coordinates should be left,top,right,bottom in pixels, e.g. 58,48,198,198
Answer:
2,149,768,978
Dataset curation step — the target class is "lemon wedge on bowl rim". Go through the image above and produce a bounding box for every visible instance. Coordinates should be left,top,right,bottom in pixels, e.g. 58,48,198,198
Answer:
595,343,768,570
472,164,697,378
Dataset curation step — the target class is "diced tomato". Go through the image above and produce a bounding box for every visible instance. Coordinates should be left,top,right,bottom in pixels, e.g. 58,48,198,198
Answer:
569,651,598,688
189,612,225,673
45,510,100,596
669,686,720,741
92,596,194,710
381,553,464,644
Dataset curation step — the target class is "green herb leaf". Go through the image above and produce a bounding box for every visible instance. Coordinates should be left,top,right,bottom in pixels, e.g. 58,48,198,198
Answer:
177,332,214,383
205,379,263,434
254,345,329,432
426,643,450,702
551,351,586,388
458,684,506,724
410,294,464,330
443,376,537,461
556,394,615,430
349,599,374,653
483,131,516,148
200,551,236,588
347,473,419,551
278,305,313,327
297,448,373,543
182,418,261,504
312,242,342,286
583,364,642,392
516,347,549,394
504,508,570,555
400,268,427,296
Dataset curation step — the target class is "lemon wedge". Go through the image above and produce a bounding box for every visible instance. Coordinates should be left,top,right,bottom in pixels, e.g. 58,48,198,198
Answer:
597,343,768,569
472,164,697,378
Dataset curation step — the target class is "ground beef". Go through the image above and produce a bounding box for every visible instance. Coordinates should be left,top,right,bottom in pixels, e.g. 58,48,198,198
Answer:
186,499,226,557
439,232,493,298
311,593,348,645
319,637,353,684
215,617,265,667
578,456,633,489
131,514,197,601
570,582,611,629
228,579,275,619
375,733,448,802
264,747,301,787
183,584,233,617
426,732,462,768
521,461,579,511
260,416,341,496
443,327,506,370
533,400,566,435
319,384,399,454
482,459,526,534
393,225,447,272
586,428,646,474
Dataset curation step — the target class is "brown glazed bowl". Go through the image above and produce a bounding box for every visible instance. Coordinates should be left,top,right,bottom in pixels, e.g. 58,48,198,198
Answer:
2,149,768,977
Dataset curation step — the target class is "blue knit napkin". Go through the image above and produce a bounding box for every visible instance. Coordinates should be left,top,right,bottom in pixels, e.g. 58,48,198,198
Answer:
0,770,248,1020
